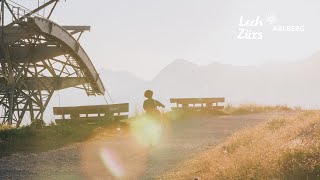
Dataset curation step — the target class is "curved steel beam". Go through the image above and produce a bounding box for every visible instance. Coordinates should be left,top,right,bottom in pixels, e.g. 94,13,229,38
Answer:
26,17,105,95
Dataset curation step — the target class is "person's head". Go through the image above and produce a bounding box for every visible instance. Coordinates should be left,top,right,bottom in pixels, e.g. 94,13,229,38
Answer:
144,90,153,99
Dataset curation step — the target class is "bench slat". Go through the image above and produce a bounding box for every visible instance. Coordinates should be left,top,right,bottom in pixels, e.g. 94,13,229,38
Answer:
170,98,225,104
171,106,224,111
55,115,129,124
53,103,129,115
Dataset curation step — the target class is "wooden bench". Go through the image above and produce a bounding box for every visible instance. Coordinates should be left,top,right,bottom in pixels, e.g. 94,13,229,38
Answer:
170,98,225,112
53,103,129,124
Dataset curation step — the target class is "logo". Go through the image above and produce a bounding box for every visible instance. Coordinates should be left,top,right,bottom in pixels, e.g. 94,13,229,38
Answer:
237,12,305,40
237,16,263,40
265,12,278,25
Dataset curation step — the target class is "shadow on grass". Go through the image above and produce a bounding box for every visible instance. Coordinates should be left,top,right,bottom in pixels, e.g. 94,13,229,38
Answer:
0,120,128,157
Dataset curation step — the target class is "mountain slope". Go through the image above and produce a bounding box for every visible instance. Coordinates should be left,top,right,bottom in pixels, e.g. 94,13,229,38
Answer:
163,111,320,179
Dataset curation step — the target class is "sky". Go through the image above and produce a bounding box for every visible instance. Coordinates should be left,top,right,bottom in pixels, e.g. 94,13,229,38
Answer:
8,0,320,80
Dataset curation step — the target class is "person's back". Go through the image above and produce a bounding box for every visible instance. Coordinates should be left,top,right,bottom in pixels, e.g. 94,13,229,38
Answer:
143,98,163,114
143,90,165,116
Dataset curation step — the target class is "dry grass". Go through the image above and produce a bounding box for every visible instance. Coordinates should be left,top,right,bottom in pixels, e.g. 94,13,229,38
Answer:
0,125,12,131
167,104,295,121
163,111,320,179
224,104,295,115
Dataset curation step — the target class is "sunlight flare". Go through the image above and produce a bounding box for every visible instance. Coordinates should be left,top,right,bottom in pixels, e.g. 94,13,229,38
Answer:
131,116,163,147
100,148,124,178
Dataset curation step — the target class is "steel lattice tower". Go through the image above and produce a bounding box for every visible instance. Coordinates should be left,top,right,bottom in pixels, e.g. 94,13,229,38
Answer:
0,0,105,127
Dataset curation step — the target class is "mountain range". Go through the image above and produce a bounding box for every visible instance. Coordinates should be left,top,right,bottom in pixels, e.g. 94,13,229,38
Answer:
43,52,320,123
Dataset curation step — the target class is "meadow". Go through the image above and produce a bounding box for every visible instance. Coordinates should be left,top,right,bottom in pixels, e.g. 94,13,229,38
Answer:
163,110,320,179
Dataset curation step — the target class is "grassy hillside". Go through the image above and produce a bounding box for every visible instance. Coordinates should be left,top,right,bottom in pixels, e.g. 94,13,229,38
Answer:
167,104,293,120
163,111,320,179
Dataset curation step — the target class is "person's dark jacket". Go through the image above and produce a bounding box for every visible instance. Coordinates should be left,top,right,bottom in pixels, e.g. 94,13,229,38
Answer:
143,98,165,114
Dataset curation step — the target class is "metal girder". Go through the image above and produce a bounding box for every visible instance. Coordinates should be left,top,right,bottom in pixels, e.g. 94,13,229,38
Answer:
0,2,105,127
62,26,90,35
27,17,105,95
62,26,91,31
4,46,64,62
0,26,35,43
7,0,59,27
0,77,87,90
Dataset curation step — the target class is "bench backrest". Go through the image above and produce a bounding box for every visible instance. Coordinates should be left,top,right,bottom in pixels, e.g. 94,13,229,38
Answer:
170,98,225,105
53,103,129,115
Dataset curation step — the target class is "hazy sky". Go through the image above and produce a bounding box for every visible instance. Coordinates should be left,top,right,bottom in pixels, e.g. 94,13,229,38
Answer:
10,0,320,80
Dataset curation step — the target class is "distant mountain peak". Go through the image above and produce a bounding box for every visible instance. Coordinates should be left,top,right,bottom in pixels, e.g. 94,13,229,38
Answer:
171,59,197,66
151,59,198,81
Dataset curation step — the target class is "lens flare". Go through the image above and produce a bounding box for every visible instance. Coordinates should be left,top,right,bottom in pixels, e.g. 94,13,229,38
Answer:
100,148,124,178
131,116,163,147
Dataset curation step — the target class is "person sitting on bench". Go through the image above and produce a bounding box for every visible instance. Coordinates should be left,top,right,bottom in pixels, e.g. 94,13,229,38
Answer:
143,90,165,116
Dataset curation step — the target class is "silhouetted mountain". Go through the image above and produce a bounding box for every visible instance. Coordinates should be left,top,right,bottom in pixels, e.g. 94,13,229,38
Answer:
151,55,320,108
70,56,320,106
43,53,320,123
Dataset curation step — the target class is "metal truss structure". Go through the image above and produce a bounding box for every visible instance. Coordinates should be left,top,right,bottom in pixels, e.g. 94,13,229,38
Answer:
0,0,105,127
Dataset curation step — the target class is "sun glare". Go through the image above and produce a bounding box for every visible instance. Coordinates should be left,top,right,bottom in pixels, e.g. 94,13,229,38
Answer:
131,116,163,147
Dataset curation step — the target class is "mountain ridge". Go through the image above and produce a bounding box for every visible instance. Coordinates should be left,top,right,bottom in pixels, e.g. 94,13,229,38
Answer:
41,55,320,124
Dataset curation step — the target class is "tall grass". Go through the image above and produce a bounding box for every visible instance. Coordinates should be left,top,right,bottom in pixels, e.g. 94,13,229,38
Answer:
164,111,320,179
